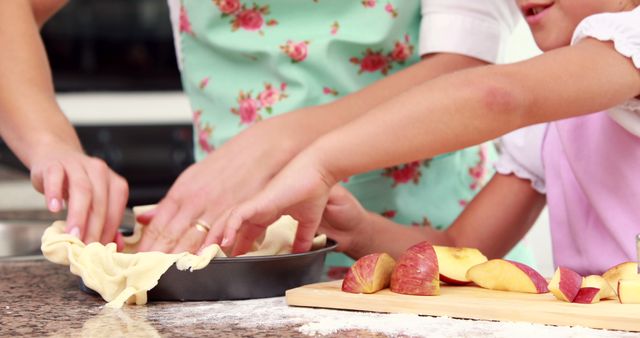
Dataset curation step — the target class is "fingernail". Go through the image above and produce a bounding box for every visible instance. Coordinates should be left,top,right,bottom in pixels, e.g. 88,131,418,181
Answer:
221,237,231,247
68,226,80,238
48,198,61,212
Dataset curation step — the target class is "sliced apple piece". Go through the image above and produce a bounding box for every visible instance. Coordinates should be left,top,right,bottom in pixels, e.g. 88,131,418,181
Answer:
582,275,615,300
466,259,548,294
434,246,488,285
342,253,396,294
602,262,638,299
548,267,582,302
573,287,601,304
618,279,640,304
390,242,440,296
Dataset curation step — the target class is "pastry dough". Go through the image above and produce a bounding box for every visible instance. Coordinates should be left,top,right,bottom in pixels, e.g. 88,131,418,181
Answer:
41,214,326,308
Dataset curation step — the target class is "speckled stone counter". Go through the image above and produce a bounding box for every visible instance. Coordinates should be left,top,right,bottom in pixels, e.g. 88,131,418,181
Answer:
3,259,639,338
0,259,391,337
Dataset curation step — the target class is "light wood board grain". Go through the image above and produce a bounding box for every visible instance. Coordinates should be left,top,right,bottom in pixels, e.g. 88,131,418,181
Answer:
286,280,640,332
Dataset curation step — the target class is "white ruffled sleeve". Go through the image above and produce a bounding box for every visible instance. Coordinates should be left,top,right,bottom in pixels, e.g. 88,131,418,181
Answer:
494,124,548,194
572,7,640,136
571,6,640,68
419,0,521,63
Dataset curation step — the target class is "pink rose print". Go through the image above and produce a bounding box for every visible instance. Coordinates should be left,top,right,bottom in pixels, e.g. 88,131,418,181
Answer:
323,86,339,96
389,34,413,63
330,21,340,35
179,5,195,36
350,49,390,75
411,217,432,228
362,0,377,8
280,40,309,63
193,110,214,153
214,2,277,34
258,83,286,114
468,144,488,190
231,83,289,124
382,161,422,187
213,0,241,15
234,8,264,31
199,77,210,90
350,35,415,76
459,200,468,207
381,210,397,218
238,97,260,124
385,3,398,18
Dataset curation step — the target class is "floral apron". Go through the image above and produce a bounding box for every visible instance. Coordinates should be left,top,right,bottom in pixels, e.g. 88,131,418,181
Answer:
177,0,533,278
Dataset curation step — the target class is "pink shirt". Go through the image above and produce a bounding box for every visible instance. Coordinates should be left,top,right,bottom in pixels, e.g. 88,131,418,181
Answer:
497,7,640,275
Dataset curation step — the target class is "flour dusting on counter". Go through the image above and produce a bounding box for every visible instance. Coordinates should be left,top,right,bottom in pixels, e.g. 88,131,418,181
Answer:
148,297,636,337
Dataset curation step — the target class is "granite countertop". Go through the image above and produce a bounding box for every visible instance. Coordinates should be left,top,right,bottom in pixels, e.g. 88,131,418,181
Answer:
0,259,388,338
2,259,639,338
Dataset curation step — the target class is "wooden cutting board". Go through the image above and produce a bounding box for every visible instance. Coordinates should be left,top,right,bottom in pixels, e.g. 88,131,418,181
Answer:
285,280,640,332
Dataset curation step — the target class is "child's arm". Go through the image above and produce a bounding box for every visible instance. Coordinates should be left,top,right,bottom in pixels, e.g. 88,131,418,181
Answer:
319,174,545,260
214,38,640,254
0,1,128,244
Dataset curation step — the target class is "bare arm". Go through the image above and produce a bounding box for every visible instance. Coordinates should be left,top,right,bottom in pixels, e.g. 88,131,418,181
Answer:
332,174,546,260
0,1,128,245
216,38,640,254
314,39,640,181
0,0,80,164
139,53,491,253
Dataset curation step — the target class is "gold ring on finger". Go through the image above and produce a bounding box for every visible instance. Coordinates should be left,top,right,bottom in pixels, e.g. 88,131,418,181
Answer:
194,219,211,233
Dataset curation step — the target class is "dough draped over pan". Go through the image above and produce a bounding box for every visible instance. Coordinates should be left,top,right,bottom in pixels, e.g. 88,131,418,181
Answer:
41,214,326,308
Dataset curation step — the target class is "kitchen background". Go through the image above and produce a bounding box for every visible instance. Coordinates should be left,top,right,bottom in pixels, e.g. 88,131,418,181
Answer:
0,1,552,275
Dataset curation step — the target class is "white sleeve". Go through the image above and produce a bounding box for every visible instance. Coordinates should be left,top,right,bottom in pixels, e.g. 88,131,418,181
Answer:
419,0,522,63
571,6,640,68
494,124,548,194
572,7,640,136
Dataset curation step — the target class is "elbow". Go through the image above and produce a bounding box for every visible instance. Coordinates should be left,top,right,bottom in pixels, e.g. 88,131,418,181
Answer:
467,66,534,130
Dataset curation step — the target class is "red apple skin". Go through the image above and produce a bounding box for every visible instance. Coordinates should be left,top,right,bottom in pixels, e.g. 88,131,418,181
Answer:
508,260,549,293
390,242,440,296
573,287,601,304
342,253,395,294
440,274,470,286
549,267,583,302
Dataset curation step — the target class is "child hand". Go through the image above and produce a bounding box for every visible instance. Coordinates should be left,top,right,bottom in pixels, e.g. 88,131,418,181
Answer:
201,153,335,256
319,185,369,254
29,143,129,245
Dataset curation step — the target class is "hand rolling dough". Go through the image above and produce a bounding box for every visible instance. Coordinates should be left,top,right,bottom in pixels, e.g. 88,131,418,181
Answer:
41,214,326,308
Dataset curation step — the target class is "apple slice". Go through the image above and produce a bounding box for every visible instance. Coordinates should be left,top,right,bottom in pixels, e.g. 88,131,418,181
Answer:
602,262,638,299
466,259,548,294
548,267,582,302
390,242,440,296
573,287,601,304
434,246,488,285
342,253,396,294
618,279,640,304
582,275,615,300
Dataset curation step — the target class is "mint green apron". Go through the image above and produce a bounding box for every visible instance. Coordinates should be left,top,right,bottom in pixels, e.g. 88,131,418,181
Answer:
178,0,534,277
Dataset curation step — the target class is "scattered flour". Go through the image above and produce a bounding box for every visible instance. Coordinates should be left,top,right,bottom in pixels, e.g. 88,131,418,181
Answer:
146,297,638,337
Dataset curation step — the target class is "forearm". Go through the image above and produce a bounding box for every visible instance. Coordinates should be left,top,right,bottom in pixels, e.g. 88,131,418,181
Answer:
346,174,546,260
0,0,80,169
309,39,640,183
258,53,488,155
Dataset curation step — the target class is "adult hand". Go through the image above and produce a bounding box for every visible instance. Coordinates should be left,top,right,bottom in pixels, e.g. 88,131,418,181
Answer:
202,152,336,256
29,142,128,245
136,123,299,254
